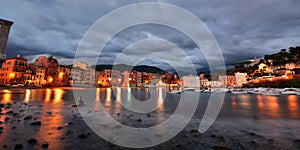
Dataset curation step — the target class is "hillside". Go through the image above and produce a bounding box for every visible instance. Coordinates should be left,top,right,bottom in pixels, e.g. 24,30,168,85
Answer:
94,64,166,74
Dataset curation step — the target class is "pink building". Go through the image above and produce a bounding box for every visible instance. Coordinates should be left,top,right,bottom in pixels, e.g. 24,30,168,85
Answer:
35,56,58,76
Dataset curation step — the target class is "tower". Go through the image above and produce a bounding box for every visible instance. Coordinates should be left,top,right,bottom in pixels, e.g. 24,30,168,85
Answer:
0,18,14,66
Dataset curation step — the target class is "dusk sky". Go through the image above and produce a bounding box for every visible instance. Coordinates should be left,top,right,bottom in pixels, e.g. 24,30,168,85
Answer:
1,0,300,71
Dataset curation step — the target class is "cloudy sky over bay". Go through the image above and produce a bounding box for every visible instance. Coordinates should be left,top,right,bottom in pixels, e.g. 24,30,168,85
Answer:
1,0,300,71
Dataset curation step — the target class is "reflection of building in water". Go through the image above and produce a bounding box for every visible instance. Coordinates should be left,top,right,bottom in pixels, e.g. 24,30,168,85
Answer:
0,19,14,67
53,88,64,103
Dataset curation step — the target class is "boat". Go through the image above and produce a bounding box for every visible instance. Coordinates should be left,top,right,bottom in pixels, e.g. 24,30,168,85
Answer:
231,89,247,94
168,90,182,94
280,88,297,95
262,92,280,96
183,88,196,91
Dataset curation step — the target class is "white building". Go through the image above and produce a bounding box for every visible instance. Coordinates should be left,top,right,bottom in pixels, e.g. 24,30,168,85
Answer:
235,72,247,86
209,80,221,87
182,74,200,88
72,62,95,86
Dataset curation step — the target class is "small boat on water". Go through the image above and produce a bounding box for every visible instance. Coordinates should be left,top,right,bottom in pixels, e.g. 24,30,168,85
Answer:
232,89,247,94
183,88,196,91
280,88,298,95
168,90,182,94
262,92,280,96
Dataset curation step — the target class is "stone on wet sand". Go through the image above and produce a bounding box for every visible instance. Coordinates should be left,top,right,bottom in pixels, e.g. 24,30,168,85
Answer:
190,129,201,137
66,130,73,135
78,133,88,139
4,117,9,121
14,144,24,149
199,141,207,145
41,142,49,148
147,113,151,117
30,121,42,126
137,119,142,122
6,110,14,114
28,138,38,144
24,115,33,120
71,104,77,107
212,146,232,150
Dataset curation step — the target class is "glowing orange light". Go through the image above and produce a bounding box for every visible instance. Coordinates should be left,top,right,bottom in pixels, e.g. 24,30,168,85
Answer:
9,72,15,78
58,72,64,78
48,77,53,82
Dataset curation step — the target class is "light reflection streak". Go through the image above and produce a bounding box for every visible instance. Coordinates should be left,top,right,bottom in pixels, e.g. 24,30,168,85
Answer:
45,88,52,102
287,95,299,118
24,89,31,102
3,90,11,103
53,88,64,103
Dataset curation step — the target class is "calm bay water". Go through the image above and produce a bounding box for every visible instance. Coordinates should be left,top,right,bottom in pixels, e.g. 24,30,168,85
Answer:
0,87,299,149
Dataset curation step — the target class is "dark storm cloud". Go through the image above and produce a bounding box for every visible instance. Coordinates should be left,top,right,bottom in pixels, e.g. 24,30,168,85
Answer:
1,0,299,71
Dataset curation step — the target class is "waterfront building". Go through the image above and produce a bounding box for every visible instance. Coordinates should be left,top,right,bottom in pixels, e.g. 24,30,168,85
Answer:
182,74,200,88
235,72,247,86
97,69,121,87
209,80,221,87
72,62,95,86
54,65,72,86
0,55,27,85
129,71,142,87
35,56,59,76
219,75,235,87
122,70,130,87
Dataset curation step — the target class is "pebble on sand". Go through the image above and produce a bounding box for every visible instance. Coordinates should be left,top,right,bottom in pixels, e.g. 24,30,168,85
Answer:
28,138,38,144
212,146,232,150
30,121,42,126
41,142,49,148
190,129,201,137
24,115,33,120
78,133,88,139
14,144,24,149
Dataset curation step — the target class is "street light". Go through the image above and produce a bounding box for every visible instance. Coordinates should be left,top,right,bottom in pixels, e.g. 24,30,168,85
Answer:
59,72,64,78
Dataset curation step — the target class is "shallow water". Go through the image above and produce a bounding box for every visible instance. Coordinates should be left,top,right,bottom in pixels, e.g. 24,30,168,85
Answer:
0,87,299,149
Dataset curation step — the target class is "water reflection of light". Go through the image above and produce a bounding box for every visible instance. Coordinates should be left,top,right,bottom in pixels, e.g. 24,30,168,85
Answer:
287,95,299,118
96,88,100,102
53,88,64,103
117,87,121,101
257,95,264,109
115,87,122,113
231,96,237,107
127,87,131,101
45,88,52,102
106,88,111,102
3,90,11,103
158,87,163,104
24,89,31,102
239,95,250,108
266,96,280,118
